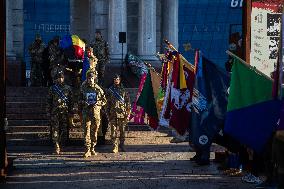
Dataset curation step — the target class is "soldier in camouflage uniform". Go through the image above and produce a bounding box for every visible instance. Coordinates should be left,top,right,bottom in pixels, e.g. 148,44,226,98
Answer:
46,70,73,154
48,36,66,81
107,74,131,153
28,34,46,86
80,69,106,158
88,47,98,70
91,30,110,86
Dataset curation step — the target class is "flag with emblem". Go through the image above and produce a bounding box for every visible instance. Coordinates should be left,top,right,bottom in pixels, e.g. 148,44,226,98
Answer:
191,51,230,151
163,51,195,135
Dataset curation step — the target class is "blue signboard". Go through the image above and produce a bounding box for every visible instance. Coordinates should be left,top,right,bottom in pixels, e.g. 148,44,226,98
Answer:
179,0,242,69
24,0,70,70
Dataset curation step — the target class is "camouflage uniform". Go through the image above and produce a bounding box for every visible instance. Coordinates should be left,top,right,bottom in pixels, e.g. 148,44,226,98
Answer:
107,82,131,153
91,35,109,86
46,72,73,154
48,38,65,80
28,37,46,86
80,74,106,157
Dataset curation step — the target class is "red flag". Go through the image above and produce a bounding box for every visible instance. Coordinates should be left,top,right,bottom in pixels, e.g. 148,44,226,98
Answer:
168,52,195,135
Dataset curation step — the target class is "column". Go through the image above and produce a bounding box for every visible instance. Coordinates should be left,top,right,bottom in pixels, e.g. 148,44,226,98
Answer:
6,0,15,60
70,0,90,40
138,0,157,60
12,0,24,59
162,0,178,48
108,0,127,61
90,0,97,41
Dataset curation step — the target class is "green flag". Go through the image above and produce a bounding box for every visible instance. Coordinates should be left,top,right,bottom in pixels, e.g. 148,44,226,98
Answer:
137,70,158,119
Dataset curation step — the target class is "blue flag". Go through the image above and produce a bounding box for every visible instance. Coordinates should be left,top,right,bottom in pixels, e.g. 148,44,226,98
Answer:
82,51,90,81
191,54,230,151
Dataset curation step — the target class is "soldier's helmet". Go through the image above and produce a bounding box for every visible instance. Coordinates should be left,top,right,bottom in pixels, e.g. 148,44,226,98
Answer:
35,33,41,41
86,69,97,78
95,30,102,40
53,36,60,44
54,70,64,80
51,68,64,80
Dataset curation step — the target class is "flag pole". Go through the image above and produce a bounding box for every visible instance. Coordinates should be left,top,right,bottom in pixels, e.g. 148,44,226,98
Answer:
226,50,273,82
131,53,160,75
143,61,160,76
163,39,195,72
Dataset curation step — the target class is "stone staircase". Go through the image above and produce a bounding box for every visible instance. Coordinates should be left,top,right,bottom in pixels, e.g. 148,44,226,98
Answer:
6,87,163,146
6,87,49,146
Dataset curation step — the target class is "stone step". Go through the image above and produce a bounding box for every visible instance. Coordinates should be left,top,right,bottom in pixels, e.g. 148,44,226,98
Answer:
8,119,49,126
7,113,48,120
7,139,52,146
6,107,46,114
6,125,50,133
6,102,46,109
6,87,48,97
6,97,47,103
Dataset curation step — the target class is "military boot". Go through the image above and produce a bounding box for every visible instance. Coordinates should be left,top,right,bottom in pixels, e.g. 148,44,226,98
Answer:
55,143,60,155
83,149,92,158
91,147,97,156
119,140,126,152
112,143,118,153
119,144,126,152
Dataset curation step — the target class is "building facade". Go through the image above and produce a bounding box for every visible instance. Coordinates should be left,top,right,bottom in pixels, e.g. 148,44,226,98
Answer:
6,0,242,72
178,0,242,68
6,0,178,68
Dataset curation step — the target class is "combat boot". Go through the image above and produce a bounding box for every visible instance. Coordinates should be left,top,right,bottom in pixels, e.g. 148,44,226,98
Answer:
91,143,97,156
119,144,126,152
112,144,118,153
83,149,91,158
55,143,60,155
91,148,97,156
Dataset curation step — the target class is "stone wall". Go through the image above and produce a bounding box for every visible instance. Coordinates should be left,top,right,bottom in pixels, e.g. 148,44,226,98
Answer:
90,0,109,42
7,0,24,60
70,0,90,41
156,0,162,53
127,0,139,55
126,0,162,56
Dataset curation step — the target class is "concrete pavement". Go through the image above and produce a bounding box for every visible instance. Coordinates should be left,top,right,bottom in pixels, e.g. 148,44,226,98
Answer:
1,131,255,189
